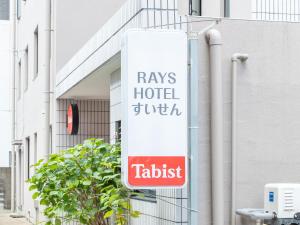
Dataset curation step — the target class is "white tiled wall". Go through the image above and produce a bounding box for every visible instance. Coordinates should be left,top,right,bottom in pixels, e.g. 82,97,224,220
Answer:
56,99,110,151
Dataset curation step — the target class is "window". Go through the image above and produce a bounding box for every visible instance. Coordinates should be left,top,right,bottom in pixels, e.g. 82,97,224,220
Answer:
224,0,229,17
18,147,24,207
131,190,157,203
190,0,201,15
115,120,121,143
49,125,53,155
26,137,30,179
34,133,37,169
16,0,21,19
17,60,21,100
34,26,39,78
24,46,28,91
0,0,9,20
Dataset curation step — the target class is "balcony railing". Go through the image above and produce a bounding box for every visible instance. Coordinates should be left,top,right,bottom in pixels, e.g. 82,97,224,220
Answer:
252,0,300,21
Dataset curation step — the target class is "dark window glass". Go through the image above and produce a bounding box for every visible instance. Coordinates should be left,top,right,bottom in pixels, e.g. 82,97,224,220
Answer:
34,26,39,77
26,137,30,179
16,0,21,19
131,189,157,203
0,0,9,20
115,120,121,143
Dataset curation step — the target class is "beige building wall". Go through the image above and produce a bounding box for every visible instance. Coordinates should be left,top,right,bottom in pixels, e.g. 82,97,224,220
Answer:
0,20,12,168
54,0,126,72
192,19,300,225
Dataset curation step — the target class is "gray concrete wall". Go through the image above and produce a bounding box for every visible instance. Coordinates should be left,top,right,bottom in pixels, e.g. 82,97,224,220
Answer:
0,167,11,209
55,0,126,72
191,18,300,225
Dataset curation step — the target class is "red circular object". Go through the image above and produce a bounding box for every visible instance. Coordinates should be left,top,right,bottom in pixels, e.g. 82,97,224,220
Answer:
67,104,79,135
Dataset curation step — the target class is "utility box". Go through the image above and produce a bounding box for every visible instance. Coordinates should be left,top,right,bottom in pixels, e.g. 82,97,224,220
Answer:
264,183,300,219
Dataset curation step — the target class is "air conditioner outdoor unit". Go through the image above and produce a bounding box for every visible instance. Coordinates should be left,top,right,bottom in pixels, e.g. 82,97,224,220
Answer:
264,183,300,219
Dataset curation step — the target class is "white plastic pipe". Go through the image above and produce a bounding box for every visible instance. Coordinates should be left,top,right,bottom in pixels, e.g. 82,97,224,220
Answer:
10,0,17,212
43,0,51,159
231,53,248,225
206,29,224,225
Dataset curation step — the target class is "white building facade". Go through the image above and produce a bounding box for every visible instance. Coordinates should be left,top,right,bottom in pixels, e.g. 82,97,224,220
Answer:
11,0,300,225
0,0,11,168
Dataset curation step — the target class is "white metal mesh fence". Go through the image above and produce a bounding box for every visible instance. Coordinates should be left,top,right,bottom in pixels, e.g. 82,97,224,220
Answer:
252,0,300,21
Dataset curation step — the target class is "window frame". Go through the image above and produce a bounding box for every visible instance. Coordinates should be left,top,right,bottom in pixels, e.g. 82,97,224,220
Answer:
190,0,202,15
115,120,121,143
26,137,30,179
33,26,39,79
17,60,21,100
33,133,37,171
24,46,28,92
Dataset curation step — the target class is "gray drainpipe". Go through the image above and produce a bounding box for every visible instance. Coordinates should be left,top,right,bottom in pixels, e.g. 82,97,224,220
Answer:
188,38,200,225
231,53,248,225
11,0,17,212
43,0,51,159
206,29,224,225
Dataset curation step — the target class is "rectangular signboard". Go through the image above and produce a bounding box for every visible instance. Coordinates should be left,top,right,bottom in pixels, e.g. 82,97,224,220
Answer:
121,29,188,189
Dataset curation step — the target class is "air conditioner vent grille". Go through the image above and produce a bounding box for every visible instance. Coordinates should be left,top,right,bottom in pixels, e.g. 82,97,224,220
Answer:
283,190,294,211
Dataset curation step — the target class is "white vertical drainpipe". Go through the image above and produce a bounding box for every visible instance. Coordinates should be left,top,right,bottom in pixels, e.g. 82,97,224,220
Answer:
231,53,248,225
44,0,51,159
206,29,224,225
11,0,17,212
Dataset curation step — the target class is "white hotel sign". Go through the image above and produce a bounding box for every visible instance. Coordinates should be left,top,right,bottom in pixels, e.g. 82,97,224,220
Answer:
121,30,188,189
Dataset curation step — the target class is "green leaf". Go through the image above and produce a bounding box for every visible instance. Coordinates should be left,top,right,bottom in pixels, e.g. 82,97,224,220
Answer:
64,154,73,159
85,168,92,174
104,210,114,219
32,192,39,200
109,194,120,202
33,159,44,167
40,199,48,206
79,215,87,224
82,180,91,186
50,191,59,196
131,211,140,218
121,201,130,210
55,218,62,225
29,185,37,191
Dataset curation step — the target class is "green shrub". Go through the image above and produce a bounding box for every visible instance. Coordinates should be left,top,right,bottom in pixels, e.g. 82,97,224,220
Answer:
28,139,139,225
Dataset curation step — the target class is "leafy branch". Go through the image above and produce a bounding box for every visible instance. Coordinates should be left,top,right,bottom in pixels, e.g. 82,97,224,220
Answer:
28,139,140,225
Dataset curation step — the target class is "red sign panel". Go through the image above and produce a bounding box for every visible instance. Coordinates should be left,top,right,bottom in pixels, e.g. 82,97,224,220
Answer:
128,156,186,187
67,104,79,135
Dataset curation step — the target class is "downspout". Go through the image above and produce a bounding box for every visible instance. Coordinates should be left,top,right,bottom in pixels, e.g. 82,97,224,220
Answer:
11,0,17,212
231,53,248,225
43,0,51,159
188,38,199,225
206,29,224,225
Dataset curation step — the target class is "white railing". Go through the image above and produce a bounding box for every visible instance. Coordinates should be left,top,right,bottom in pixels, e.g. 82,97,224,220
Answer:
252,0,300,21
